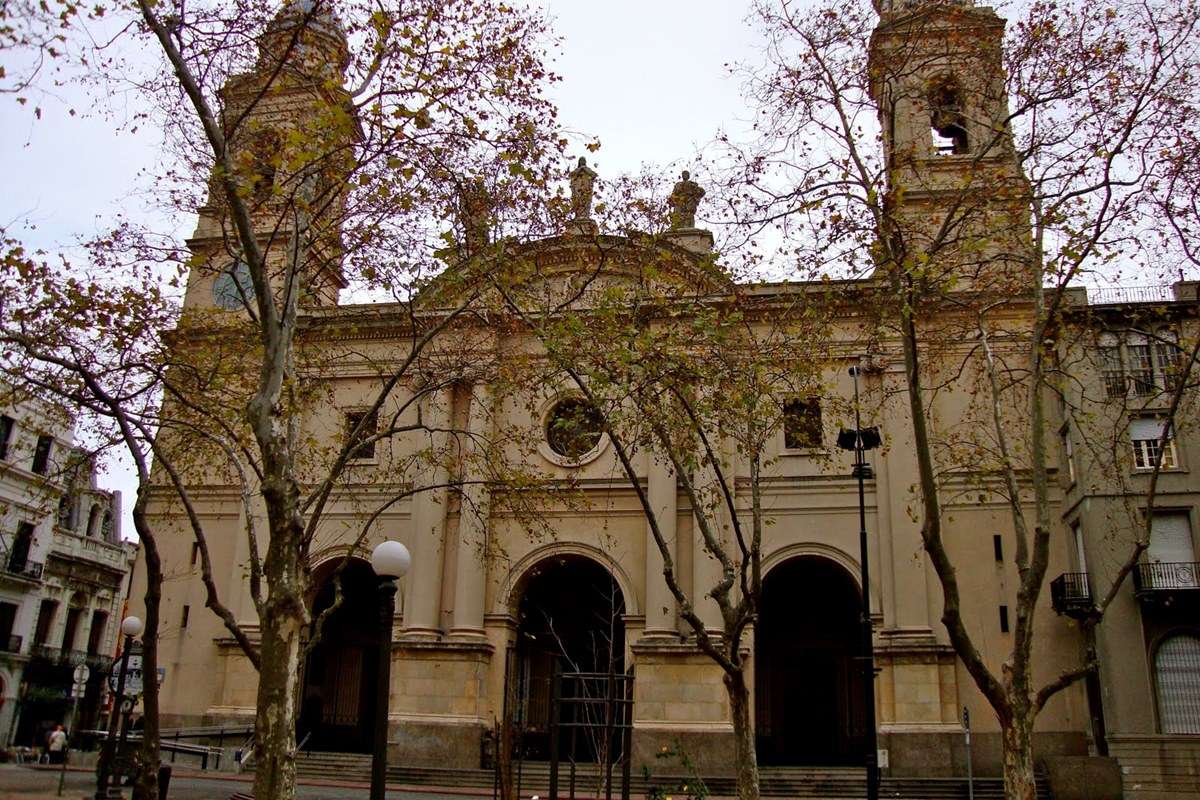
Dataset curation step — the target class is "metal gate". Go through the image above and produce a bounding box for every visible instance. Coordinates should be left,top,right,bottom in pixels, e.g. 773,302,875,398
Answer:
493,654,634,800
548,667,635,800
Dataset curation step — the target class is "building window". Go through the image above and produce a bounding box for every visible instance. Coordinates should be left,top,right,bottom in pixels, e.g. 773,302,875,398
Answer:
928,79,969,155
31,434,52,475
6,522,34,573
1154,633,1200,734
61,606,83,652
33,599,56,646
181,605,190,629
0,415,14,460
783,398,823,449
0,602,18,651
1130,418,1177,470
345,410,379,460
86,610,107,655
545,398,604,460
1099,329,1180,399
999,605,1010,633
1149,512,1196,566
1062,428,1076,484
58,496,77,530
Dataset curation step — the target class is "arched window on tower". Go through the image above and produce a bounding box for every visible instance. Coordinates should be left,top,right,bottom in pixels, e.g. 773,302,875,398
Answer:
86,504,102,537
1155,632,1200,733
928,79,970,155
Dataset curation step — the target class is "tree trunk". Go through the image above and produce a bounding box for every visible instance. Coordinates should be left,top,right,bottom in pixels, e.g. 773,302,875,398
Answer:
251,519,307,800
131,498,162,800
724,667,760,800
1000,716,1038,800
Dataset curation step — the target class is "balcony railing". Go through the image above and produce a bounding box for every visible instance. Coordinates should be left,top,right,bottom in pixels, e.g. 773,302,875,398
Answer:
86,652,114,672
1051,572,1094,618
1134,562,1199,597
30,643,61,662
1,634,21,653
61,649,90,667
1,552,44,580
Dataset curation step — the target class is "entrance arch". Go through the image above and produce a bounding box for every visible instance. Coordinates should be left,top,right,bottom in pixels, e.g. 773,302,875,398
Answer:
755,555,868,765
509,554,627,761
298,559,380,753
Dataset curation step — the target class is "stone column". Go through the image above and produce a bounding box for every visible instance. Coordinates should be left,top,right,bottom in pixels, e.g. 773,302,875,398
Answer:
451,383,492,638
643,453,677,637
879,366,933,633
404,387,451,637
692,435,730,633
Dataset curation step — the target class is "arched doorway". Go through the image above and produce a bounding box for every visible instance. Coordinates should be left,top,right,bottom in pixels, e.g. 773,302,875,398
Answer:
755,556,868,765
298,559,380,753
510,554,626,761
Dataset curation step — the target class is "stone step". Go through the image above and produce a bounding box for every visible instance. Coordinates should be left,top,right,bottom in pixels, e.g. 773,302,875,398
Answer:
293,753,1048,799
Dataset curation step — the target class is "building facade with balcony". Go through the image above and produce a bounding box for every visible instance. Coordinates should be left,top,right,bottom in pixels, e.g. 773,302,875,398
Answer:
0,385,136,748
1052,283,1200,798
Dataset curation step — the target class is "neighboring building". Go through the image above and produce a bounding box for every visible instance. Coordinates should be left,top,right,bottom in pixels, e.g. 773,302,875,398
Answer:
0,385,136,747
127,0,1198,797
1051,283,1200,798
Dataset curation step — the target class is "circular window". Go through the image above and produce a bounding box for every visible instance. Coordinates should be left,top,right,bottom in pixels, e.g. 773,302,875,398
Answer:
212,260,256,311
545,398,604,460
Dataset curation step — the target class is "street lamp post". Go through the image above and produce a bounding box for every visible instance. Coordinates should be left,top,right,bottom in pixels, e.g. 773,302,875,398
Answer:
95,615,143,800
369,541,412,800
837,365,881,800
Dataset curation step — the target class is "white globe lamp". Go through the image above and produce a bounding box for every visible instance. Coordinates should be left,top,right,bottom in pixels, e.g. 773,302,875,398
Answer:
371,540,412,579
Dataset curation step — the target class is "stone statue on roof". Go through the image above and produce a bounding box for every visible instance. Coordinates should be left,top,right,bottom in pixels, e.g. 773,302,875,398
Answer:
568,157,598,221
668,170,705,230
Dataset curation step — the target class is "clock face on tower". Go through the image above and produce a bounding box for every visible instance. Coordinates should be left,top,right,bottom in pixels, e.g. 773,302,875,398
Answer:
212,260,255,310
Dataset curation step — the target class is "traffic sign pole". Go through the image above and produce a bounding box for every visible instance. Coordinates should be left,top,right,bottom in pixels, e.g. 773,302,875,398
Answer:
58,664,91,796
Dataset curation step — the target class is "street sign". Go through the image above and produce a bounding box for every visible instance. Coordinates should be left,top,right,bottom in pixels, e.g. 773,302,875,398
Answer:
124,653,144,695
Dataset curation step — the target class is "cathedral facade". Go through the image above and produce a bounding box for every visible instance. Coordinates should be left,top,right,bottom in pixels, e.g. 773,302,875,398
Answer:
128,0,1199,795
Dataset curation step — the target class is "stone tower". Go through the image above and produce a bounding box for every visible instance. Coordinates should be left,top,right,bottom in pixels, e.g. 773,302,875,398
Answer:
868,0,1031,290
182,0,354,314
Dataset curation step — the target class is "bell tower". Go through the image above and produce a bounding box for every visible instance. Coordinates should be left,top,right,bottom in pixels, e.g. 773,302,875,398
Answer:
868,0,1031,290
182,0,354,315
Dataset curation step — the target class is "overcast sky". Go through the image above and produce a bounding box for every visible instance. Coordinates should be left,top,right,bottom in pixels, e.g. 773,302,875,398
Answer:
0,0,765,519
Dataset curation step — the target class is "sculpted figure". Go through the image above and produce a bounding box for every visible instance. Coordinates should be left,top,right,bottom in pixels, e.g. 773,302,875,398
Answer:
458,177,491,253
668,170,704,229
569,156,598,220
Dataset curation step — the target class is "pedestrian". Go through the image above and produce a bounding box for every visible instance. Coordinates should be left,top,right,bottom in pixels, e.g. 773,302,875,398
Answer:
46,724,68,765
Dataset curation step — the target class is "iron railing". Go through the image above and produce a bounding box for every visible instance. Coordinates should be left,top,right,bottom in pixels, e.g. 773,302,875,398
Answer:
1050,572,1093,617
1,550,44,580
1088,286,1174,305
1133,562,1200,594
30,643,61,662
1,634,22,653
86,651,114,672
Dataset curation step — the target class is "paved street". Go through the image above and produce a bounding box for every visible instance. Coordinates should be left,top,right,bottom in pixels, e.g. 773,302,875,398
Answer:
0,765,485,800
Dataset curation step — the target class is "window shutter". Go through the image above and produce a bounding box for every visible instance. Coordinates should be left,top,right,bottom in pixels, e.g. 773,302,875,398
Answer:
1156,634,1200,734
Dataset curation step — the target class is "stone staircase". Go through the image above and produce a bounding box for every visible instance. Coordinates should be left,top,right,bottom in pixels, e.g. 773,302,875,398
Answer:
292,752,1051,798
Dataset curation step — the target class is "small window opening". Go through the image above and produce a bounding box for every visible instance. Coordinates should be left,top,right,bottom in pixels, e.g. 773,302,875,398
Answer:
181,605,190,629
999,605,1010,633
31,434,52,475
0,415,14,460
345,410,379,460
993,534,1003,562
929,83,970,155
783,398,823,449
